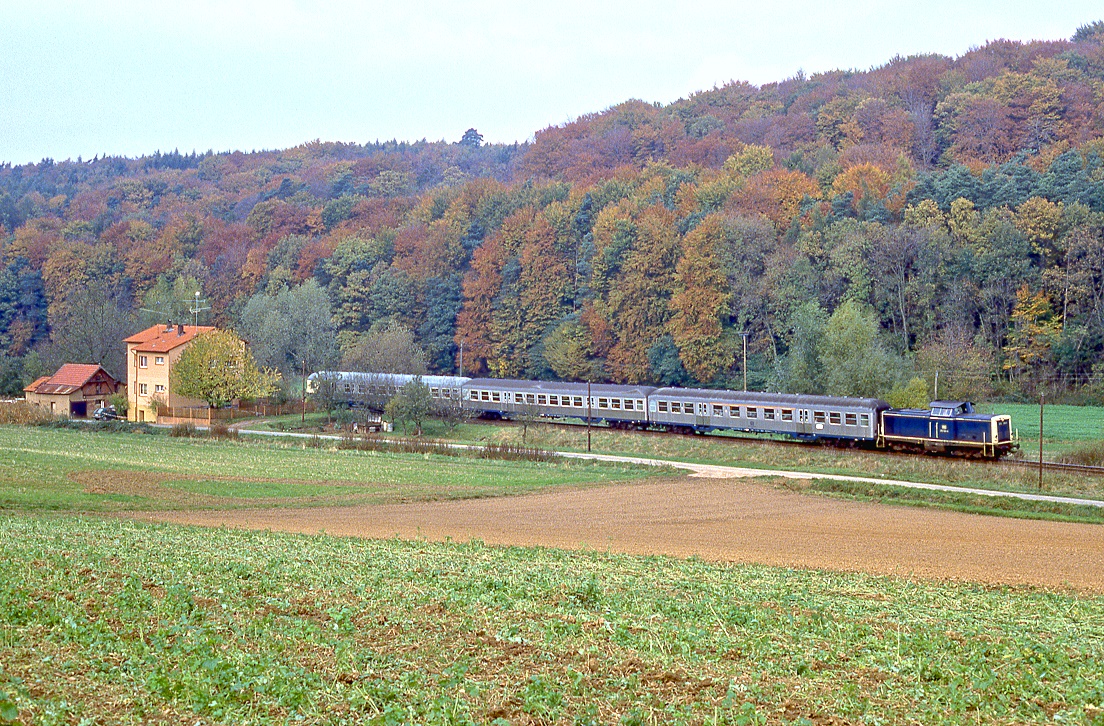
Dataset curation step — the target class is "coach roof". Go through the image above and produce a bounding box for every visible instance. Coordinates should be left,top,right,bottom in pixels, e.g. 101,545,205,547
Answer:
651,387,890,410
467,378,656,397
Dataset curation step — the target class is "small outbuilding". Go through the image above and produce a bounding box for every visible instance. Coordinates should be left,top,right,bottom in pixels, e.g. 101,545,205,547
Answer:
23,364,125,418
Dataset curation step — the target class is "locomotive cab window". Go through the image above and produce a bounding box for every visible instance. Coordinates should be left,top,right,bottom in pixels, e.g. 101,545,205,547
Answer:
845,413,857,426
829,412,842,425
814,411,826,424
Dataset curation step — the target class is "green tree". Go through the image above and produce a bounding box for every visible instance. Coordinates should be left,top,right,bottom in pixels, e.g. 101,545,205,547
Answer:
385,377,433,435
543,319,598,381
170,330,279,408
779,302,827,394
819,300,901,398
342,320,428,374
239,279,337,379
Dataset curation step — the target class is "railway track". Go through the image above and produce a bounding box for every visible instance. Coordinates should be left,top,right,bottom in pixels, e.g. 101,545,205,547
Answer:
1001,459,1104,476
470,418,1104,476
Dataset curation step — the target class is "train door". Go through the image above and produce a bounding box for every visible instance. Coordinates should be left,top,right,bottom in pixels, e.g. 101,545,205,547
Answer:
695,402,710,428
797,409,813,436
929,417,953,440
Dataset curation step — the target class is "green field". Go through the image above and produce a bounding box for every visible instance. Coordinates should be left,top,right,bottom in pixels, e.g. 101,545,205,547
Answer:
1,515,1102,725
981,403,1104,456
0,425,659,512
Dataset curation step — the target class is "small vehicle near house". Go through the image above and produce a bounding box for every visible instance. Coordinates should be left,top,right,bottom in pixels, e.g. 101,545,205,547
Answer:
93,405,120,420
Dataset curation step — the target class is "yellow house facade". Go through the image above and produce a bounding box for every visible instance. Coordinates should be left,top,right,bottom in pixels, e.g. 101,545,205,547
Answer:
124,323,215,422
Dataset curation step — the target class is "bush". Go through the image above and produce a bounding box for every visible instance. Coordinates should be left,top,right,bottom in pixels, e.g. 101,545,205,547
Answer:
170,422,198,438
0,401,54,425
209,423,239,441
35,418,154,434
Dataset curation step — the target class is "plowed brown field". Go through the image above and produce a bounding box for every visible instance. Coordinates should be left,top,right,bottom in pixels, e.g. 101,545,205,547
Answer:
126,475,1104,592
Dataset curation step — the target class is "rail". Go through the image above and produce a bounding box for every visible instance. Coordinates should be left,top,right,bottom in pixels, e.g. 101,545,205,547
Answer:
1001,459,1104,476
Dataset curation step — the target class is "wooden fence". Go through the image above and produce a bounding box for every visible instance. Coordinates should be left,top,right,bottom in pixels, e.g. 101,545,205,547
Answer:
155,400,315,425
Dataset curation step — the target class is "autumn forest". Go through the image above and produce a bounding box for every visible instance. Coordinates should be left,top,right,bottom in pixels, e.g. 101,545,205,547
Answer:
4,24,1104,404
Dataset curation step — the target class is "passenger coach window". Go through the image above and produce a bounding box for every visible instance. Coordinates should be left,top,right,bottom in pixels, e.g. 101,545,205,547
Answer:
611,399,621,410
845,413,857,426
729,405,740,417
713,404,723,416
573,397,583,407
829,412,842,425
672,402,682,414
537,395,547,405
859,414,870,426
481,391,490,401
598,398,608,408
781,409,793,422
492,392,502,402
658,401,668,412
814,411,826,423
747,407,758,419
549,395,559,406
764,408,775,420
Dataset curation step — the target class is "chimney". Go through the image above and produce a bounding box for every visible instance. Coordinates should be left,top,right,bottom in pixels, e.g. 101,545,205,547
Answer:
164,319,173,333
177,323,185,336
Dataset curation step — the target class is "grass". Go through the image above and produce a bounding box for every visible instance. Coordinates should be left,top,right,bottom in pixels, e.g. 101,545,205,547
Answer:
2,515,1102,725
410,418,1104,503
0,425,661,512
980,402,1104,457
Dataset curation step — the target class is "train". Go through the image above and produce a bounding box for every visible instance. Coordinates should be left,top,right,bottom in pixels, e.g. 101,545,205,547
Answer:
306,371,1017,459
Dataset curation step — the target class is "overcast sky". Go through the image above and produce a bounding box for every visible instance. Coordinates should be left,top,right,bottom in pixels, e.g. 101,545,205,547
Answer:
1,1,1100,165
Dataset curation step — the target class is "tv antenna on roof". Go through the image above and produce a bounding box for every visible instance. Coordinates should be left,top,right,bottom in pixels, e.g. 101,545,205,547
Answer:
138,303,175,327
189,291,210,327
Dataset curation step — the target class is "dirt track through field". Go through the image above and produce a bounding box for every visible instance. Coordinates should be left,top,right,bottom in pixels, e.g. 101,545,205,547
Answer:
130,476,1104,593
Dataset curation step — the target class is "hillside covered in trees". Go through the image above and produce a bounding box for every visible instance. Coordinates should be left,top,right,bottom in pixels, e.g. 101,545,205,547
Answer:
3,24,1104,404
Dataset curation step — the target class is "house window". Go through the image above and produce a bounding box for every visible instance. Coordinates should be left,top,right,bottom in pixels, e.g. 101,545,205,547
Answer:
139,383,148,396
155,384,166,393
155,356,165,365
138,355,148,368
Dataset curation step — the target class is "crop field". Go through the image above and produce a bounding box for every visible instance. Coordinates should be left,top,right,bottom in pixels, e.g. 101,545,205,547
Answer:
0,426,658,512
2,515,1102,725
980,402,1104,456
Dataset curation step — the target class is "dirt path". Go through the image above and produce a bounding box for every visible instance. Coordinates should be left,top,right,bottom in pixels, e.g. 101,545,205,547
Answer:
129,476,1104,593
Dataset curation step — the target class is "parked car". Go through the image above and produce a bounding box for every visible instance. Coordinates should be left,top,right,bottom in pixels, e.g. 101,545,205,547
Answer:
93,405,119,420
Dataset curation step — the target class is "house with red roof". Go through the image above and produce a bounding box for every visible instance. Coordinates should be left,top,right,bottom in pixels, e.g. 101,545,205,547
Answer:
24,364,124,418
124,323,216,422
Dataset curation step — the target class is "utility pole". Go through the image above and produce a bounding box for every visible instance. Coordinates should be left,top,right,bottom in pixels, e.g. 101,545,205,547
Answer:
458,342,464,378
934,370,939,400
740,332,749,392
1039,392,1044,490
586,381,592,453
302,359,307,424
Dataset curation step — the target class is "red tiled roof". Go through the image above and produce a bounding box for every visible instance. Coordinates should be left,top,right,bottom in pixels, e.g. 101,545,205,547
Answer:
124,324,216,353
23,376,51,393
24,364,116,395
